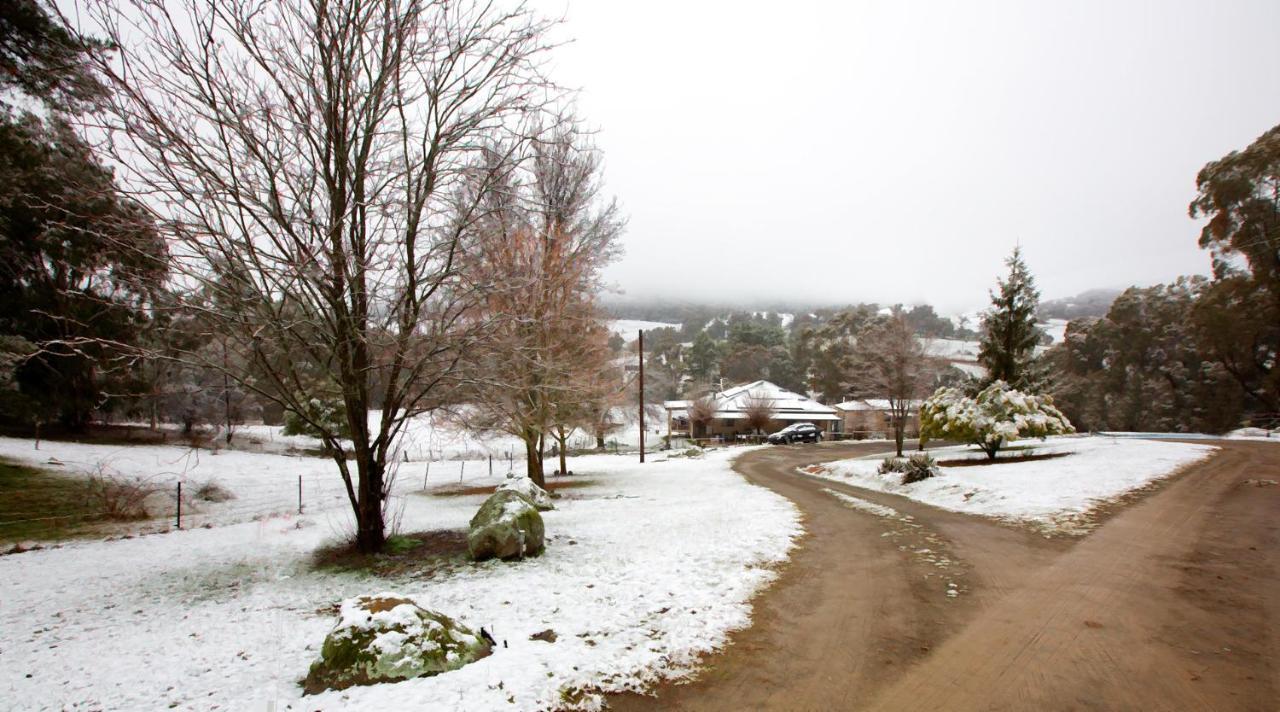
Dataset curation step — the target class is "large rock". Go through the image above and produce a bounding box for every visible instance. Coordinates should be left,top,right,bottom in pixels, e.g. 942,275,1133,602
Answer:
303,594,491,694
467,489,545,561
496,473,555,511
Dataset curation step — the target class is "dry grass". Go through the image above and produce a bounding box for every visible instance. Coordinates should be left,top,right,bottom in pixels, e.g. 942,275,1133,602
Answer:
0,460,129,544
82,467,164,520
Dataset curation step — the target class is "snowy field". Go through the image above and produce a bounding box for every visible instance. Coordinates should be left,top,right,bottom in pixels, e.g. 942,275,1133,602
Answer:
1226,427,1278,442
1038,318,1070,344
924,338,980,361
0,444,800,710
103,407,661,464
803,436,1216,534
605,319,681,343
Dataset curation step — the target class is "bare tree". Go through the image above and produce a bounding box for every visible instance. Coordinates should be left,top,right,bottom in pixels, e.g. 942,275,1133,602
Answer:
462,124,623,486
547,318,616,475
846,314,939,456
75,0,559,552
742,391,776,436
686,391,718,440
578,342,630,449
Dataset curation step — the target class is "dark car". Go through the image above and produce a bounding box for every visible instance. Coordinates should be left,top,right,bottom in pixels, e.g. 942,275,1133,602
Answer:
767,422,822,444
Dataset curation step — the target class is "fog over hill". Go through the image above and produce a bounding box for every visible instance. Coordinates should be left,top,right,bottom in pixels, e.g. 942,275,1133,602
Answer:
603,287,1122,328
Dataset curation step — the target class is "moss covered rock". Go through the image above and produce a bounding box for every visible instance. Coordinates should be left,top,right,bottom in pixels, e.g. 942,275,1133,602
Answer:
496,473,554,511
467,489,545,561
303,594,491,694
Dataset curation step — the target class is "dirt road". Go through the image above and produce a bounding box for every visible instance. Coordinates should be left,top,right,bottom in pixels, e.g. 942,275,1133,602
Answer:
608,440,1280,711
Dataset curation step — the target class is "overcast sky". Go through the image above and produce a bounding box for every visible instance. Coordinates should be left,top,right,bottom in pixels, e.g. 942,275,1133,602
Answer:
534,0,1280,313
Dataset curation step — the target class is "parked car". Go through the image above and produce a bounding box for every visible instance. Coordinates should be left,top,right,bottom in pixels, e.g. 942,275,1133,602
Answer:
767,422,822,444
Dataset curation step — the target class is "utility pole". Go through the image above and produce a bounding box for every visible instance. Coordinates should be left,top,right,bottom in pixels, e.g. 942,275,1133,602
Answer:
638,329,645,463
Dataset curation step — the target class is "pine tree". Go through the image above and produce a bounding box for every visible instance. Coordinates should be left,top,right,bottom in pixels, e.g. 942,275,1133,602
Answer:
977,247,1044,392
0,0,167,429
686,330,720,382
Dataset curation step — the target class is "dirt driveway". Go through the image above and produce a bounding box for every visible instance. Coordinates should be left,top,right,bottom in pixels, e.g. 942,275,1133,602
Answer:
608,439,1280,711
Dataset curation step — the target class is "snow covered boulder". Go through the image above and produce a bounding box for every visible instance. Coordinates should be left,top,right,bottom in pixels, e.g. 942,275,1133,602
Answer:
303,594,491,694
496,473,554,511
467,489,545,561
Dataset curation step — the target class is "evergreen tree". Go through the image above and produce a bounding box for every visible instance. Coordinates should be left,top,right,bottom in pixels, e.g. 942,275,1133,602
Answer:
1046,278,1243,433
1188,122,1280,416
686,330,720,382
977,247,1044,391
0,0,167,429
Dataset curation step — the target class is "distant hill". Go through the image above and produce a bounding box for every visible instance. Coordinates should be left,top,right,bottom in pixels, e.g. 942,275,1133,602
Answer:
602,298,975,339
1038,289,1122,320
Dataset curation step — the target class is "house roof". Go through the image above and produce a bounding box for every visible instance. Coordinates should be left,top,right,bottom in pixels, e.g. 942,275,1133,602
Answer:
834,398,923,412
665,380,840,421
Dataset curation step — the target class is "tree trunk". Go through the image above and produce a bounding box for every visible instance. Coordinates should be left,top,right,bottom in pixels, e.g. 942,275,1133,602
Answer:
525,438,545,488
596,431,605,449
894,419,905,457
354,452,386,554
223,360,233,444
557,431,568,476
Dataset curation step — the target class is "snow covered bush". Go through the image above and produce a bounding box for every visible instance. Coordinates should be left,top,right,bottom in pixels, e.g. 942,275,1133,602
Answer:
303,594,492,694
920,380,1074,459
282,397,351,439
877,453,940,484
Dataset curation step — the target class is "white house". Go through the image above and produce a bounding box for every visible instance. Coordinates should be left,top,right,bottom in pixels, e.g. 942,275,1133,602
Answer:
664,380,840,440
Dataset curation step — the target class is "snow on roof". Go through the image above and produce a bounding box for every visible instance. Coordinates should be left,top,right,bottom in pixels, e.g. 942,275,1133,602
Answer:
667,380,839,420
835,398,923,412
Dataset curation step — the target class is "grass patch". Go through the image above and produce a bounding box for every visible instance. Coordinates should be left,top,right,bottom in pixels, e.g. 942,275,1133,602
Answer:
428,479,597,498
311,529,471,577
937,451,1071,467
0,458,115,544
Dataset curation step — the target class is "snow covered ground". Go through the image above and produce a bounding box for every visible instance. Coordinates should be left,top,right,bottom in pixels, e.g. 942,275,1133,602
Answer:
803,436,1216,534
924,338,980,361
0,443,801,711
605,319,681,343
110,407,659,464
1038,318,1070,344
1226,427,1278,442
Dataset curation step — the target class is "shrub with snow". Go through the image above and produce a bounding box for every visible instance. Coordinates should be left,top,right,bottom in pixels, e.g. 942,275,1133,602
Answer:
920,381,1074,459
303,594,491,694
496,473,554,511
467,489,545,561
878,453,940,485
282,397,352,439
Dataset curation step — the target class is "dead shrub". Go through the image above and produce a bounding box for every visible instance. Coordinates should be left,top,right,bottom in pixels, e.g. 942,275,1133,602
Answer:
194,480,236,503
82,467,164,520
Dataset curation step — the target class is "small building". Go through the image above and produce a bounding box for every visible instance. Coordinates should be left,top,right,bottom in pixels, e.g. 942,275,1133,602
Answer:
834,399,922,439
664,380,840,441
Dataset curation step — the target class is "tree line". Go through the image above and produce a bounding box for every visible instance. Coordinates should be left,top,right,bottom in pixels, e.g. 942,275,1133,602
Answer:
1046,124,1280,434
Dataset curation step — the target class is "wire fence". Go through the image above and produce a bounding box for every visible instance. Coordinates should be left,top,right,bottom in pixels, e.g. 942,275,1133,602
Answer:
5,431,750,545
0,453,539,544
